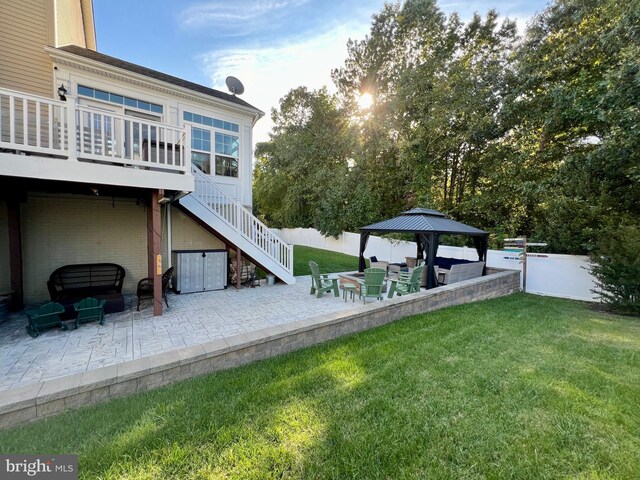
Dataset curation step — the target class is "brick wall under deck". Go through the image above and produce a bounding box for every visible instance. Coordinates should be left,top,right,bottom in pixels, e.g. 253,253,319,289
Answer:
0,269,520,429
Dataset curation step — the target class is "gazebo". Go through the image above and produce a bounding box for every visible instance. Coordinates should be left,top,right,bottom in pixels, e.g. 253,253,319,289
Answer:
358,208,489,289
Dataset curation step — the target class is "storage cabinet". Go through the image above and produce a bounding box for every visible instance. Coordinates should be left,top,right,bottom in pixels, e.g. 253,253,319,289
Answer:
172,250,227,294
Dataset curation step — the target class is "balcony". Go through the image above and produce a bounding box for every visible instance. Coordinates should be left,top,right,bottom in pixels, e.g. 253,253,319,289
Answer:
0,87,193,192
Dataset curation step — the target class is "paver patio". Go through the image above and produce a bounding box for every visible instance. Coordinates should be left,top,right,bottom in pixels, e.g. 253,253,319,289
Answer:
0,276,358,391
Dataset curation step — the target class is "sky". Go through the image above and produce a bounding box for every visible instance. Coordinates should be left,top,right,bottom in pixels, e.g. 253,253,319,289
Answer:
93,0,549,146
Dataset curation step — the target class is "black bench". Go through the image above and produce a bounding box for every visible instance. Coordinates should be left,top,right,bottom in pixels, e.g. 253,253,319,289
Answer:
47,263,126,319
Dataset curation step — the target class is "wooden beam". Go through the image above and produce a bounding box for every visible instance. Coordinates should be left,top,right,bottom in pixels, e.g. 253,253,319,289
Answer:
7,200,23,311
236,248,242,290
147,189,163,316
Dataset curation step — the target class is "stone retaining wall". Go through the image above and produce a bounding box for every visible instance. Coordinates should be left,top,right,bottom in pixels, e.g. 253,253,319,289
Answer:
0,269,520,429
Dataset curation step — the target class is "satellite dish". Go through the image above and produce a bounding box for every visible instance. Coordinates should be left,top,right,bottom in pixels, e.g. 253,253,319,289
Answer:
225,76,245,96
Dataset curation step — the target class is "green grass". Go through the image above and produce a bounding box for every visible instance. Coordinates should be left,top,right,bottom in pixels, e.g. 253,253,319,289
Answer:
2,295,639,479
293,245,361,276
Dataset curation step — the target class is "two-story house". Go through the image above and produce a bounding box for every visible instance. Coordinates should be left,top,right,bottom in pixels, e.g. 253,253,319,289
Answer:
0,0,294,317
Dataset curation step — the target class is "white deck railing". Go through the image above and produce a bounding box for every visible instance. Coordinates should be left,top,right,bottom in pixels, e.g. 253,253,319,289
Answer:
0,87,190,175
192,166,294,274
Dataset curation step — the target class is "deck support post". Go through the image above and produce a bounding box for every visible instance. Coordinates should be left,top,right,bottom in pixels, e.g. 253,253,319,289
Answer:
147,189,163,316
7,199,23,311
236,248,242,290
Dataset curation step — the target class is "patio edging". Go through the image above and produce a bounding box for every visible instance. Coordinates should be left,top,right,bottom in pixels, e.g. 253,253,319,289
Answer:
0,269,520,429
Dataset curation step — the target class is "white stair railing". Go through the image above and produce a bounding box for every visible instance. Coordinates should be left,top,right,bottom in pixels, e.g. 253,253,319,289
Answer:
191,166,294,275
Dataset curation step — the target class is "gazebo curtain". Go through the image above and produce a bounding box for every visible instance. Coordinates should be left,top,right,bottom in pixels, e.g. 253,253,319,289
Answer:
358,232,371,271
473,235,489,274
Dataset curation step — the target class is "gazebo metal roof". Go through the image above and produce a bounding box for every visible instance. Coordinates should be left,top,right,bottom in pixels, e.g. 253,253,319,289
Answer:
361,209,488,236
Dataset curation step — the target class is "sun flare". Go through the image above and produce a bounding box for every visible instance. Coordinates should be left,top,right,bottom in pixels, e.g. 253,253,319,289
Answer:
357,92,373,110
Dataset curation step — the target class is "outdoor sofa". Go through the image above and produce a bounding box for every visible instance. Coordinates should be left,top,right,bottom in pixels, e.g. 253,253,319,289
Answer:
437,259,485,285
47,263,126,319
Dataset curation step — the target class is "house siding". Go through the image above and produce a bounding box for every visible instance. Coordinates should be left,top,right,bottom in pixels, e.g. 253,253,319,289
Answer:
21,194,148,302
165,208,225,256
15,194,224,304
0,0,54,97
55,0,88,49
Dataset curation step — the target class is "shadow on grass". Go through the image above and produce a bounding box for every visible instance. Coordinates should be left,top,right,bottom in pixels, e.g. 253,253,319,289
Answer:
1,294,639,479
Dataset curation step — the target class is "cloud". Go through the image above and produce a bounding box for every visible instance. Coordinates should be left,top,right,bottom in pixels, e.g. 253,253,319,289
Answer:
199,22,370,145
180,0,309,30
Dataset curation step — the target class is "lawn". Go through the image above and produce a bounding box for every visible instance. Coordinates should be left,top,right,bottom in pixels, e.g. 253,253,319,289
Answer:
2,295,639,479
293,245,361,276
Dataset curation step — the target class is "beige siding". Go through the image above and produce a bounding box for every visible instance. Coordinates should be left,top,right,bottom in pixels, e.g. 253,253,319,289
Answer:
21,194,148,302
80,0,96,50
0,200,9,293
55,0,87,48
164,208,225,260
19,195,225,303
0,0,53,97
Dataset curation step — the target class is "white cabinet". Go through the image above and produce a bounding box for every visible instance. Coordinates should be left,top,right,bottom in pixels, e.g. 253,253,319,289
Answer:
173,250,227,293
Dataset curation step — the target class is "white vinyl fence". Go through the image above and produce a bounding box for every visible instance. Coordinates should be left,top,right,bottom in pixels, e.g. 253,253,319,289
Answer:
273,227,599,302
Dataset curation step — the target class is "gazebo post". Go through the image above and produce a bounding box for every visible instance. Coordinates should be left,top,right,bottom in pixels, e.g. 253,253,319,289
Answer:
426,233,437,289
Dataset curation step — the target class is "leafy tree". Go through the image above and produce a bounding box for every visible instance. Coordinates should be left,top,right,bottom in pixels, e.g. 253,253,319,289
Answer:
332,0,519,235
253,87,354,236
506,0,640,253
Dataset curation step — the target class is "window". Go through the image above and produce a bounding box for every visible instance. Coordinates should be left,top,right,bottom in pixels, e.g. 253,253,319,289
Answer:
214,132,239,177
77,85,163,114
189,127,239,177
183,111,239,133
191,127,211,173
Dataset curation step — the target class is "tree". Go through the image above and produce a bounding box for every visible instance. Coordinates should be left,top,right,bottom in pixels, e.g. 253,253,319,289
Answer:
332,0,519,237
506,0,640,253
253,87,354,236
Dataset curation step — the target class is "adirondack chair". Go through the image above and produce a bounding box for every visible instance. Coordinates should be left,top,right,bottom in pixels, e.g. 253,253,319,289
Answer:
309,261,339,298
74,297,107,328
357,268,386,304
26,302,66,338
388,265,424,298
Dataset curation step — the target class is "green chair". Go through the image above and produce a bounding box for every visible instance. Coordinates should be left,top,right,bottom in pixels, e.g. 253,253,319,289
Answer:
357,268,386,304
26,302,67,338
309,261,339,298
388,265,424,298
73,297,106,328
